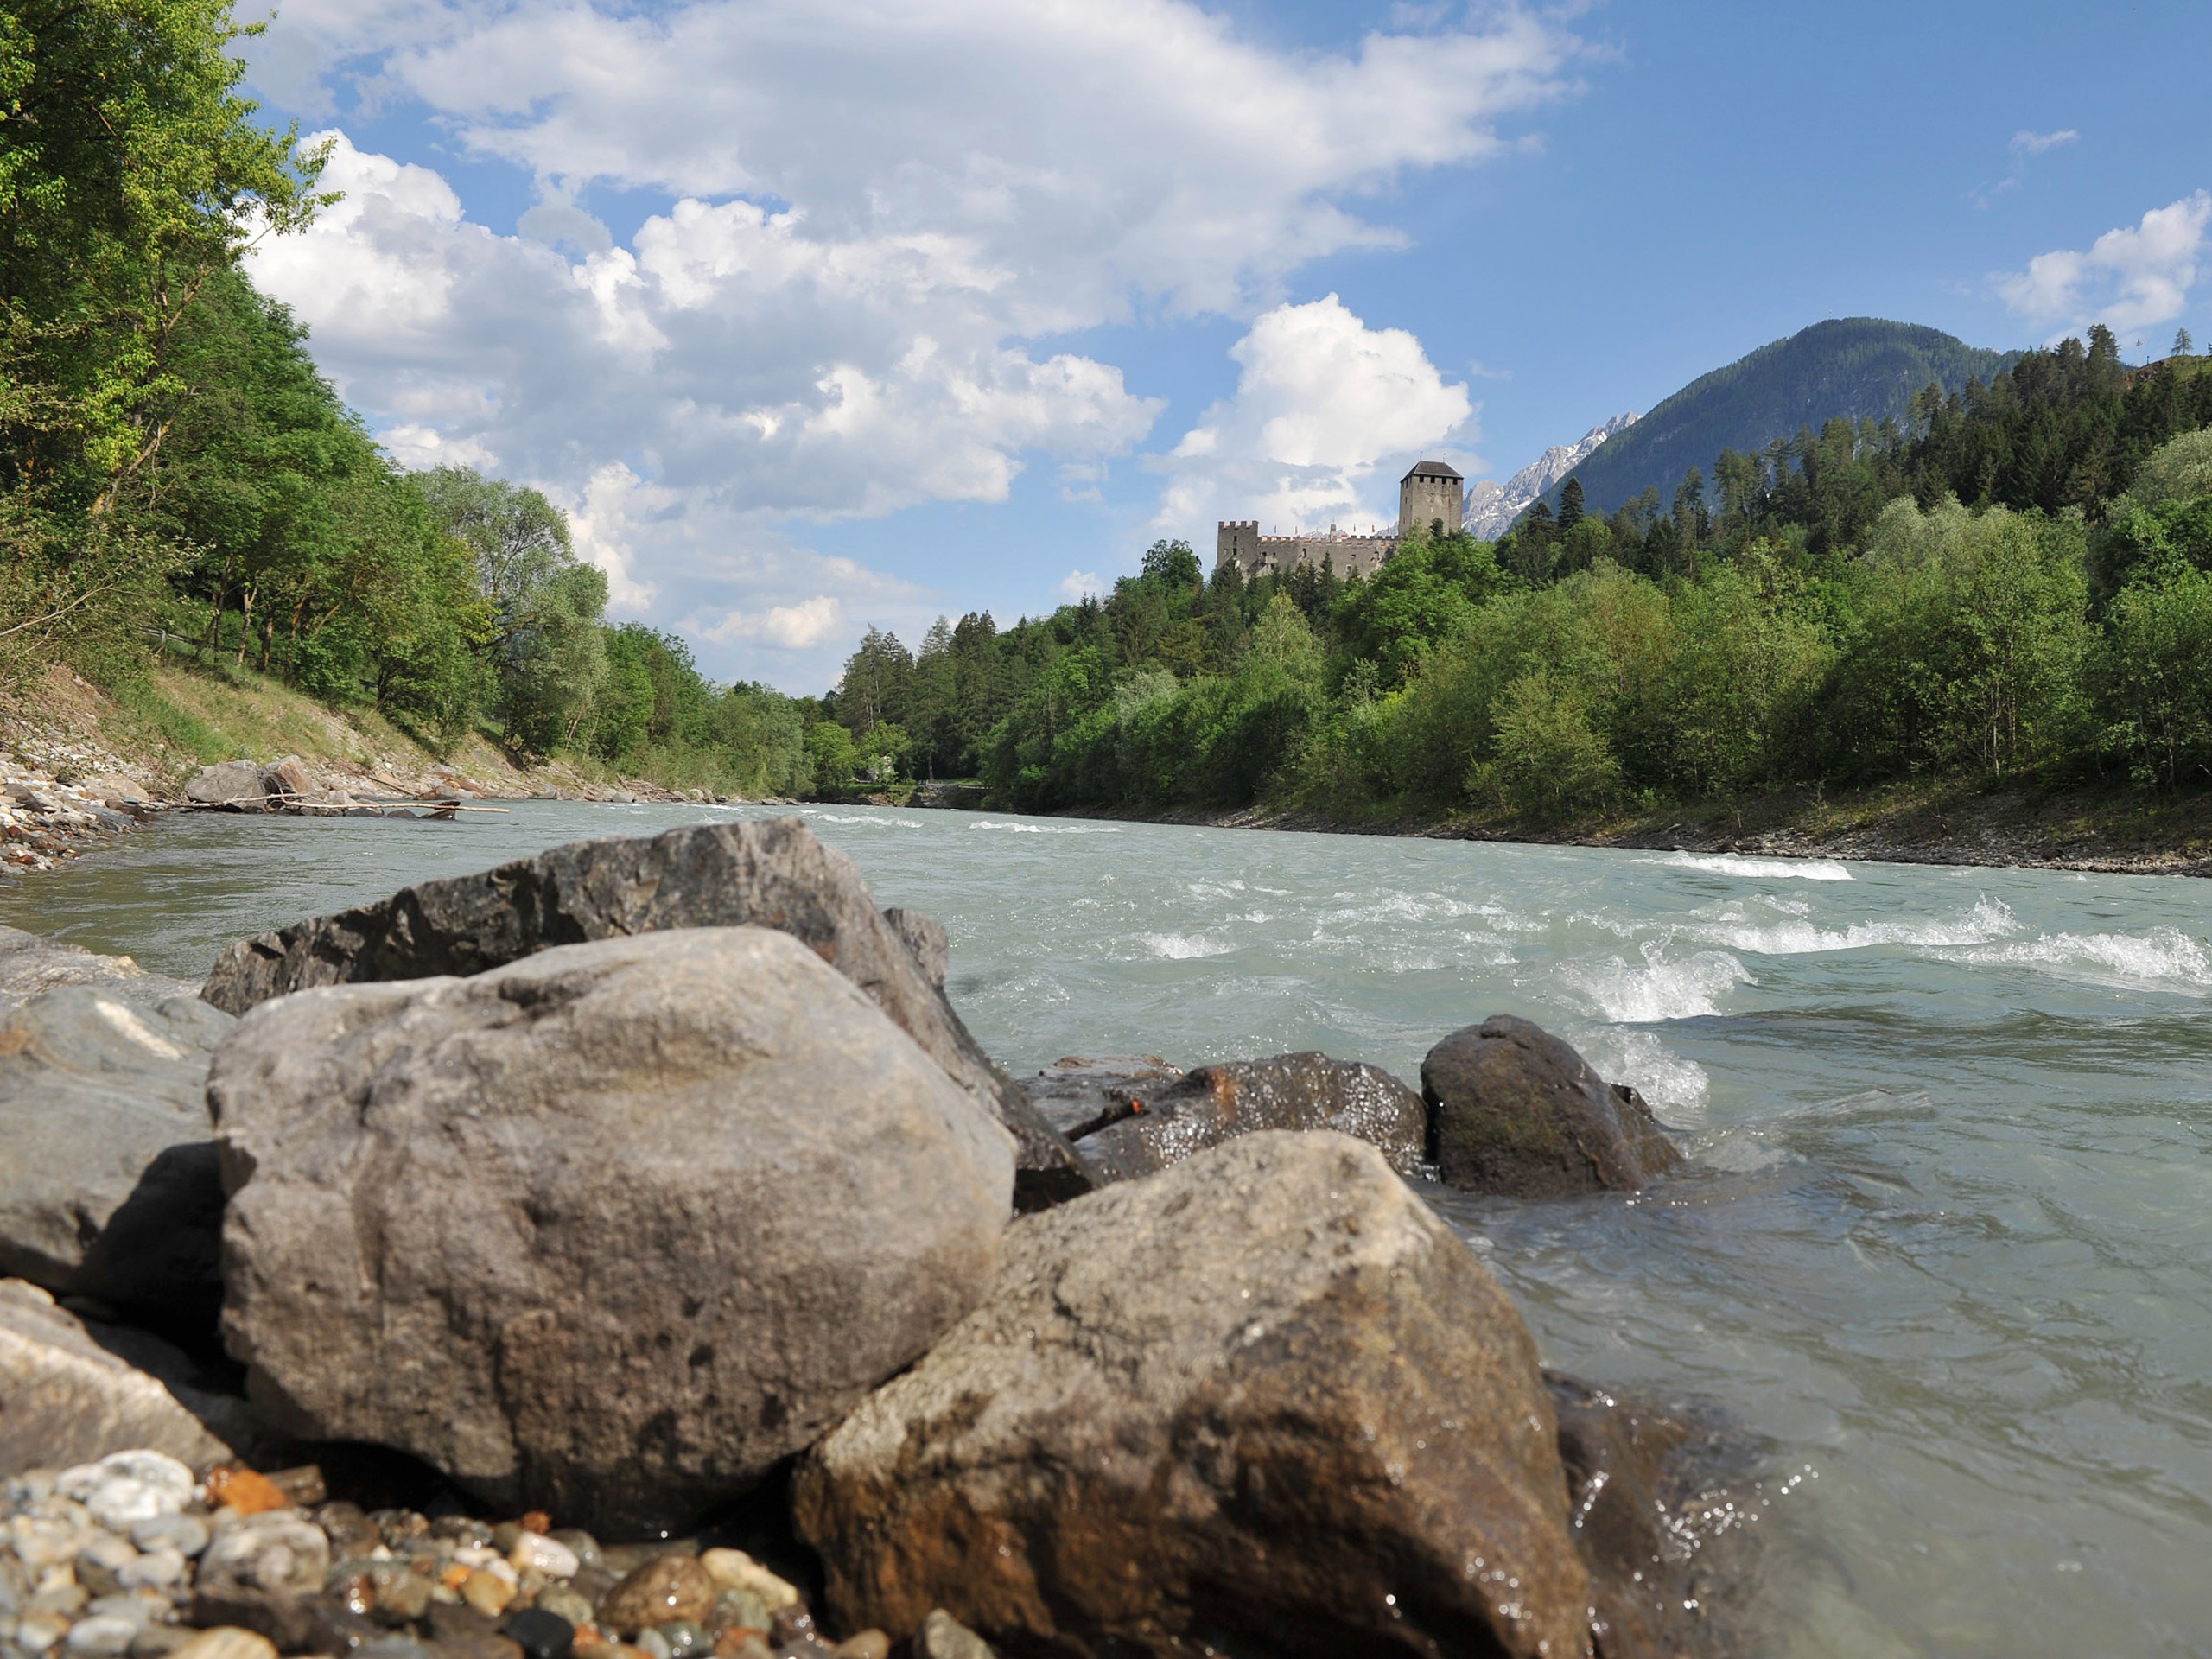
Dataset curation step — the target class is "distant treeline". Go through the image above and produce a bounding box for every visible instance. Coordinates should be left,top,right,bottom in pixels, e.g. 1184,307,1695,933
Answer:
825,327,2212,817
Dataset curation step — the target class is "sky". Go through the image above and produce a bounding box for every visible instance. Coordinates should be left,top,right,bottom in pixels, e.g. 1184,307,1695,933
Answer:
235,0,2212,691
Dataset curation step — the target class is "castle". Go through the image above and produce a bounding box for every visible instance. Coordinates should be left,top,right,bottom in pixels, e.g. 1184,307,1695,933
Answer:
1215,458,1463,580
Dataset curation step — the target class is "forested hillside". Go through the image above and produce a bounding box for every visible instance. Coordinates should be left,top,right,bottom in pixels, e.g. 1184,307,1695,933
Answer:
825,327,2212,822
1,0,810,796
1554,319,2018,517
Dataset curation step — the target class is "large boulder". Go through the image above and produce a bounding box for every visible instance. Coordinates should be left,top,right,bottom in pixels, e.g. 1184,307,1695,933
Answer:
0,974,235,1324
184,760,271,809
210,926,1015,1536
1421,1016,1683,1197
1072,1052,1429,1184
200,818,1093,1211
794,1131,1589,1659
0,1279,238,1474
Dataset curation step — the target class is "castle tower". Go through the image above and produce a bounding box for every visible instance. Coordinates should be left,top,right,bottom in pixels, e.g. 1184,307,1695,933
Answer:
1216,520,1262,573
1398,459,1464,540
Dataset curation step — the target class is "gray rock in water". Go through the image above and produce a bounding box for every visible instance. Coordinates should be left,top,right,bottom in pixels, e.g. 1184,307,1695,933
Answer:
915,1611,995,1659
183,760,270,809
1422,1015,1683,1197
200,818,1093,1211
1013,1056,1183,1141
211,926,1015,1536
1072,1052,1429,1184
0,982,235,1318
794,1131,1589,1659
880,908,948,990
0,1279,236,1475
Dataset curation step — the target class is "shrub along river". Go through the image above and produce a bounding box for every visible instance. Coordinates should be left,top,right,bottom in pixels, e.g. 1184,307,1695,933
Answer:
4,801,2209,1656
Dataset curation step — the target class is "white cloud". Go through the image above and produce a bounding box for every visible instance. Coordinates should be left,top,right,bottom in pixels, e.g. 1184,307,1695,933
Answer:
1155,294,1475,535
2010,129,2079,157
243,1,1582,681
1997,191,2212,338
701,596,844,651
1058,570,1103,602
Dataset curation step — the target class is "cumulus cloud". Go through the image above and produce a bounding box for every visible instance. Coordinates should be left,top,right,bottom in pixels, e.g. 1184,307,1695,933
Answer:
1058,570,1103,602
243,1,1581,682
1155,294,1474,535
1997,191,2212,338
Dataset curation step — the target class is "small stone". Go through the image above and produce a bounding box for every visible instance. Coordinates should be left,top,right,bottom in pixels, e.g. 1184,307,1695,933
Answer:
369,1562,435,1624
30,1583,92,1618
197,1512,329,1598
692,1555,793,1615
701,1591,767,1638
372,1511,432,1549
356,1637,432,1659
66,1615,140,1656
128,1626,199,1658
113,1547,186,1592
17,1612,73,1654
462,1570,517,1618
829,1637,888,1659
127,1516,207,1559
632,1633,670,1659
55,1453,193,1533
501,1606,574,1659
74,1535,139,1597
204,1470,287,1517
531,1589,593,1630
430,1518,495,1548
264,1467,327,1509
508,1535,579,1580
915,1611,993,1659
594,1558,715,1637
490,1524,524,1556
709,1637,766,1659
652,1622,703,1659
82,1594,162,1632
545,1534,601,1574
516,1514,551,1538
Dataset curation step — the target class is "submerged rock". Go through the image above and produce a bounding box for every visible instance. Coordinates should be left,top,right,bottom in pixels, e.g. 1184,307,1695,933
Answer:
0,969,235,1321
210,927,1014,1537
183,762,270,810
0,1281,236,1474
1072,1051,1429,1183
200,818,1093,1211
1012,1056,1184,1141
795,1130,1588,1659
1422,1015,1683,1197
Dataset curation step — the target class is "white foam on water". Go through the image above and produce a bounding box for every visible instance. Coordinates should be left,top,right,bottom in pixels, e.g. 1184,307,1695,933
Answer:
1935,925,2212,994
1575,1027,1712,1125
1138,932,1233,960
1660,852,1854,881
969,819,1120,835
801,810,926,828
1561,944,1753,1022
1688,896,2018,957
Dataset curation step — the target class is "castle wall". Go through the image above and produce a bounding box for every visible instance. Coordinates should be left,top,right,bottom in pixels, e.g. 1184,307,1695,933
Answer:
1216,522,1395,580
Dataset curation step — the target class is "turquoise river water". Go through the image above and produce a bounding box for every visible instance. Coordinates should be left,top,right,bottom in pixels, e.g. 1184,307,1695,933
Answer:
3,801,2209,1656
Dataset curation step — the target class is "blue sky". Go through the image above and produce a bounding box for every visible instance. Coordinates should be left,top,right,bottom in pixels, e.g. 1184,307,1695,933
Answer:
238,0,2212,690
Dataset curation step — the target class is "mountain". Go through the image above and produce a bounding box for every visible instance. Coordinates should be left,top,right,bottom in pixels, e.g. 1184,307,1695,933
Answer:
1545,318,2020,518
1465,412,1639,538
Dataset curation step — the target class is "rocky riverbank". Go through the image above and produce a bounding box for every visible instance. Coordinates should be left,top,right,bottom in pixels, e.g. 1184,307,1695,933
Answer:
1063,775,2212,879
1,818,1777,1658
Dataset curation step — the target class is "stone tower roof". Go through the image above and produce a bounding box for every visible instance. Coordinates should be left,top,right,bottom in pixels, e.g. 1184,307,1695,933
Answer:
1402,457,1463,482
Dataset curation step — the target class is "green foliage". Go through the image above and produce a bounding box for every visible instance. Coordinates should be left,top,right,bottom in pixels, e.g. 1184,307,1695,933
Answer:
2092,563,2212,791
1476,673,1619,822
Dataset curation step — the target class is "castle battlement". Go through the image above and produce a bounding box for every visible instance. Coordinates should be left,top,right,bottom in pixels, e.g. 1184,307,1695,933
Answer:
1214,460,1463,581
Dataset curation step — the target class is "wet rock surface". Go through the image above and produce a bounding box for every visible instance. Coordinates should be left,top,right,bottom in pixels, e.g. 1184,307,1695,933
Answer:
198,819,1093,1212
1422,1015,1684,1197
1012,1057,1185,1141
795,1131,1590,1659
210,928,1014,1536
1071,1051,1430,1184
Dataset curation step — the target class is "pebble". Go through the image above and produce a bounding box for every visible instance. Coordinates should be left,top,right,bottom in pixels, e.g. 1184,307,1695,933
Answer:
201,1471,286,1520
508,1535,580,1580
117,1547,188,1591
631,1631,671,1659
167,1627,278,1659
16,1611,72,1652
64,1613,141,1656
197,1513,328,1596
694,1554,795,1614
461,1567,515,1617
916,1611,995,1659
830,1636,890,1659
533,1588,594,1629
128,1518,208,1560
501,1606,575,1659
595,1558,715,1637
75,1535,139,1596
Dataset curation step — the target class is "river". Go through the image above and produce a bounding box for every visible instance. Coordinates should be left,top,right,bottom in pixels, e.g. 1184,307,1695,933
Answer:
4,801,2209,1656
